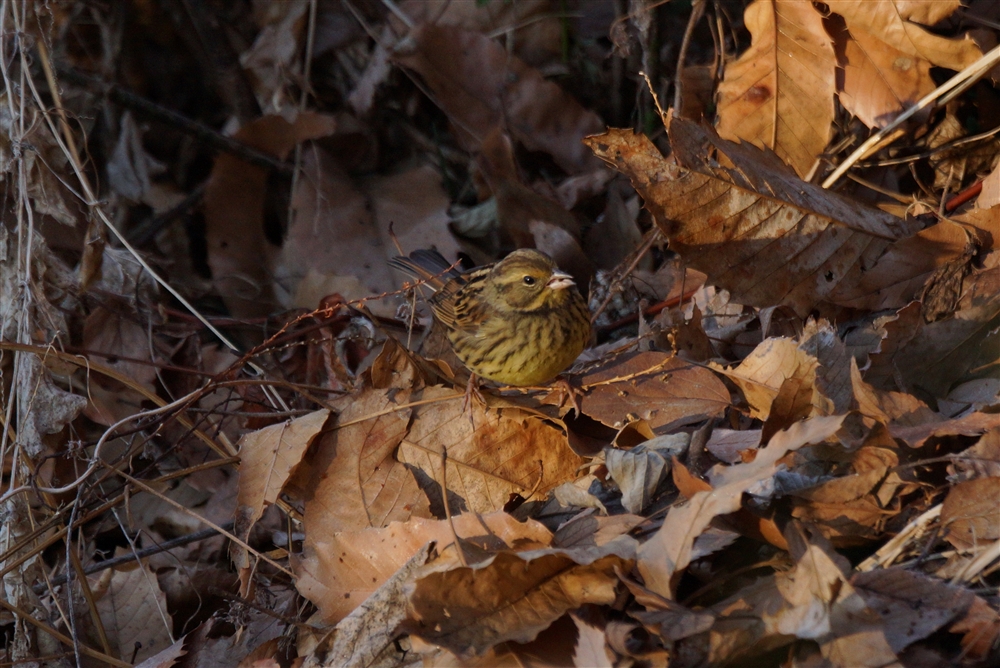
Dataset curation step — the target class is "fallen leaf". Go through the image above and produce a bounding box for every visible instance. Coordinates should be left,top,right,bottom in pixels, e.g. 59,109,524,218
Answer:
579,351,729,433
204,113,337,318
295,511,551,624
716,0,835,177
392,22,603,174
605,433,690,513
637,415,847,598
571,614,614,668
233,408,330,561
829,0,982,128
400,536,636,658
948,594,1000,661
585,118,957,317
318,543,436,668
397,386,585,513
93,564,174,664
852,567,975,653
940,477,1000,550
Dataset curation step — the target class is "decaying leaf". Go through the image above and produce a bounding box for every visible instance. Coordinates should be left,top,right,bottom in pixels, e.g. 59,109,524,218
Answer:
578,351,730,432
637,415,847,598
585,117,967,316
296,511,551,624
400,535,636,658
233,408,330,559
397,386,585,513
716,0,835,178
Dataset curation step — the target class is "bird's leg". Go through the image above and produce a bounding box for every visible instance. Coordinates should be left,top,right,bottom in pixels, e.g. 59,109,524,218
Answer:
462,372,486,417
552,376,584,417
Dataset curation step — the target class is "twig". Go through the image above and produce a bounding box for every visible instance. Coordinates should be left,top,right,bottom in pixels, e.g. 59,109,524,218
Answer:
590,229,662,325
127,182,206,246
672,0,706,113
38,524,235,593
56,66,290,174
0,598,130,668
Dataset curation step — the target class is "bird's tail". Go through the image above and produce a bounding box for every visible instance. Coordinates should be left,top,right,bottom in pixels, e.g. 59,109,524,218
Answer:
389,249,464,292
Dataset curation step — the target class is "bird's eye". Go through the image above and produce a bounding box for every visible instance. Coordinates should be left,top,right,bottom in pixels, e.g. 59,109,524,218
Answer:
522,275,536,286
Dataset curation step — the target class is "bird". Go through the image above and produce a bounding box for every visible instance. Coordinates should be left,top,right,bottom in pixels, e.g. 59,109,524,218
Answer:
389,248,591,388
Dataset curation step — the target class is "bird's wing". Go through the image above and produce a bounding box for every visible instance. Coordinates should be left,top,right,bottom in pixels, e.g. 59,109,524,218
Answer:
431,269,491,333
388,249,464,292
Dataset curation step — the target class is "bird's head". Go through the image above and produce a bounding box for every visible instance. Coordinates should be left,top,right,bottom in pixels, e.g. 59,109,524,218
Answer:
488,249,578,312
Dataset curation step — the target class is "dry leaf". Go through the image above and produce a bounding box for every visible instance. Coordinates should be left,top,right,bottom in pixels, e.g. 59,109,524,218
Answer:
392,23,602,174
205,113,337,318
852,568,975,653
585,118,961,316
578,351,729,432
940,477,1000,550
605,432,690,513
294,389,425,534
397,386,585,513
716,0,835,178
234,408,330,558
312,543,436,668
637,415,847,598
296,511,551,624
829,0,982,128
93,565,174,664
400,536,636,658
571,615,614,668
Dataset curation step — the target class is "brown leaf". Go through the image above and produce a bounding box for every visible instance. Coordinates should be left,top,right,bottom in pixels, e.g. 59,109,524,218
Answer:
891,412,1000,450
204,113,337,318
392,23,603,174
703,523,898,666
790,465,895,543
571,615,614,668
553,513,645,549
940,477,1000,550
605,433,690,513
276,147,391,314
363,163,462,278
872,250,1000,398
397,386,585,513
319,543,436,668
948,594,1000,661
829,0,982,128
578,351,729,432
716,0,835,178
234,409,330,558
723,337,823,422
637,415,847,598
290,389,427,540
949,428,1000,481
585,119,955,316
850,358,938,427
93,565,174,664
296,511,550,625
133,638,186,668
400,536,636,658
851,568,975,653
705,428,761,464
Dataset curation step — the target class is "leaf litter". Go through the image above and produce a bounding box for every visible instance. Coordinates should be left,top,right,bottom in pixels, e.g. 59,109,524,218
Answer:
1,1,998,667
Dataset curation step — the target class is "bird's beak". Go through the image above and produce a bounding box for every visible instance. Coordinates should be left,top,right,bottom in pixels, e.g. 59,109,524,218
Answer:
546,271,575,291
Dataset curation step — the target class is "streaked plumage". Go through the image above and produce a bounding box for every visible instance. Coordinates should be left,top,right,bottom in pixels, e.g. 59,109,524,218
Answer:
390,248,591,386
